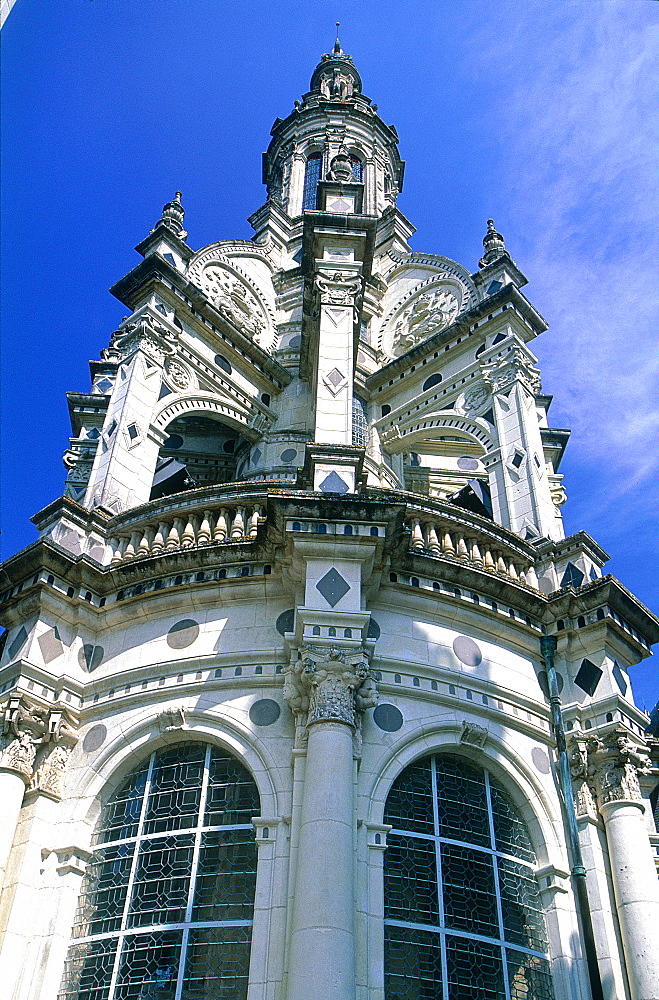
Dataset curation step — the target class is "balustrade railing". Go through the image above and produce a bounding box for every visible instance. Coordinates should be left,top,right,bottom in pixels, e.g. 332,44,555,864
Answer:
108,503,265,565
405,513,539,589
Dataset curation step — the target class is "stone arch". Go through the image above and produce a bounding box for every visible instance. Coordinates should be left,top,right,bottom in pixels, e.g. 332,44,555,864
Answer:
365,721,563,869
378,412,494,455
67,708,283,843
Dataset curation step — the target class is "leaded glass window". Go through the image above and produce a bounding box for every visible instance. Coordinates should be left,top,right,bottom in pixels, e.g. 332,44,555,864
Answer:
384,754,554,1000
350,155,363,182
302,153,322,210
59,742,260,1000
352,394,368,448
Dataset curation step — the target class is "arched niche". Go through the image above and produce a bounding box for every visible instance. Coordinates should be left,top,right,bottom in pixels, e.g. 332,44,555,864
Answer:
150,412,252,500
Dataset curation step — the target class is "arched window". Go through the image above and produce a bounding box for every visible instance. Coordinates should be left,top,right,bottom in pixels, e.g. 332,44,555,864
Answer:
350,155,363,182
59,742,260,1000
384,754,554,1000
302,153,322,210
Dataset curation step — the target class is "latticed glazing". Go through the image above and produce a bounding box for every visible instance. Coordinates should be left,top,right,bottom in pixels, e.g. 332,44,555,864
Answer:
383,754,555,1000
59,742,259,1000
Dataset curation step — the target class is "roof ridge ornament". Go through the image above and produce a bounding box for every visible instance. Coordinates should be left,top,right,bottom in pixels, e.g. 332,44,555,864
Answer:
479,218,508,269
153,190,188,242
334,22,342,55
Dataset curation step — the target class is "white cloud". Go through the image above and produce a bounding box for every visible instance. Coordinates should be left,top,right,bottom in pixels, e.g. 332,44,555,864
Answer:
473,2,659,520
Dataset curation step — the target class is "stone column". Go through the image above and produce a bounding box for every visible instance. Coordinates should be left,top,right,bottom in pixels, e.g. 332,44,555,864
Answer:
585,728,659,1000
284,645,377,1000
0,695,50,887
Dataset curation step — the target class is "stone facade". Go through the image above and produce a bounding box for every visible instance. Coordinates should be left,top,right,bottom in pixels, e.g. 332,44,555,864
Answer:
1,39,658,1000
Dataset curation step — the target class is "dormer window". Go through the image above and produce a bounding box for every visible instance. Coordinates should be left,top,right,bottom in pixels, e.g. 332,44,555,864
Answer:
303,153,322,210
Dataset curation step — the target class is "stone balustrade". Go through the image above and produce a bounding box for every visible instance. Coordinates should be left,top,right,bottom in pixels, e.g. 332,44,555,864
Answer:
405,512,539,589
108,503,265,565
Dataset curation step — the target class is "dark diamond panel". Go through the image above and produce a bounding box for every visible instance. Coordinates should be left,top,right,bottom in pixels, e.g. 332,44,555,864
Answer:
316,568,350,607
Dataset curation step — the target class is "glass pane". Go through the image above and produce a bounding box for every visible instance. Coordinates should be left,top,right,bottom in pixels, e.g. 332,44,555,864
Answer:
126,835,195,928
498,858,547,951
96,765,148,844
441,844,498,937
302,154,322,210
435,756,490,847
384,925,443,1000
74,843,134,937
490,783,536,863
385,834,439,925
182,925,252,1000
204,749,260,826
192,830,257,922
507,951,555,1000
384,759,435,835
144,744,206,835
59,938,117,1000
445,936,506,1000
114,930,182,999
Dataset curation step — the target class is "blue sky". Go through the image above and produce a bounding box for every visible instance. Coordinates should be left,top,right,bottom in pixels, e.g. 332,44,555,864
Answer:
1,0,658,709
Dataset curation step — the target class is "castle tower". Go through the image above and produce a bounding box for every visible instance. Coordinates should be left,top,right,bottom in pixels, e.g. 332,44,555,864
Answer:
1,39,658,1000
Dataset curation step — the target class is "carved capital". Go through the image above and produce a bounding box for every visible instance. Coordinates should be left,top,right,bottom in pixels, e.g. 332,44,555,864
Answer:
284,644,378,732
112,314,178,363
481,348,542,396
1,696,77,786
314,270,364,308
585,728,651,808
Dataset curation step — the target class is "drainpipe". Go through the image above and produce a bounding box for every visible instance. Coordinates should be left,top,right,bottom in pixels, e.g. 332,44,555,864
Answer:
540,635,604,1000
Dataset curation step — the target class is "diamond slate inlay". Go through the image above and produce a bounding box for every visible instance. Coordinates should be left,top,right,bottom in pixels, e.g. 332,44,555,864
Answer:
327,368,344,387
316,568,350,607
320,471,349,494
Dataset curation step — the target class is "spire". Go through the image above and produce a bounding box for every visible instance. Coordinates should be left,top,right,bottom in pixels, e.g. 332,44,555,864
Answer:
334,22,342,55
153,190,188,241
479,219,508,268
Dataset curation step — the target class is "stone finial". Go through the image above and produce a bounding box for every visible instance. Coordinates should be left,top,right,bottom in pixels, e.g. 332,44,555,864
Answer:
153,190,188,241
328,152,353,182
479,219,508,269
334,22,342,55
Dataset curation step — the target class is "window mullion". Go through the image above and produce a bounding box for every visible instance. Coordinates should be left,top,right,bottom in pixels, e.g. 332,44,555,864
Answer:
485,769,511,999
107,751,155,1000
173,744,213,1000
431,756,450,1000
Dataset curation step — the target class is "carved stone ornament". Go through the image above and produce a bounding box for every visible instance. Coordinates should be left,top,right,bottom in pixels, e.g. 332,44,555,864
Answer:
480,348,542,396
567,736,598,818
391,286,460,355
1,695,78,788
198,264,266,342
463,384,490,413
104,314,177,364
460,721,488,748
157,706,186,733
31,741,75,799
585,728,651,808
164,358,191,391
319,68,355,100
284,644,378,732
314,270,364,307
549,481,568,508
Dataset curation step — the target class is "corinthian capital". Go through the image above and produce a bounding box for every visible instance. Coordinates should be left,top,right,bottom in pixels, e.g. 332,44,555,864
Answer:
480,348,542,396
1,695,50,781
586,727,651,807
284,644,378,731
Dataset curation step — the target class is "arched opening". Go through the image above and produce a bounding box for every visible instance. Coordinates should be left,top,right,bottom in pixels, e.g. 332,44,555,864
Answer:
302,152,322,211
383,753,554,999
59,741,260,1000
151,414,251,500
